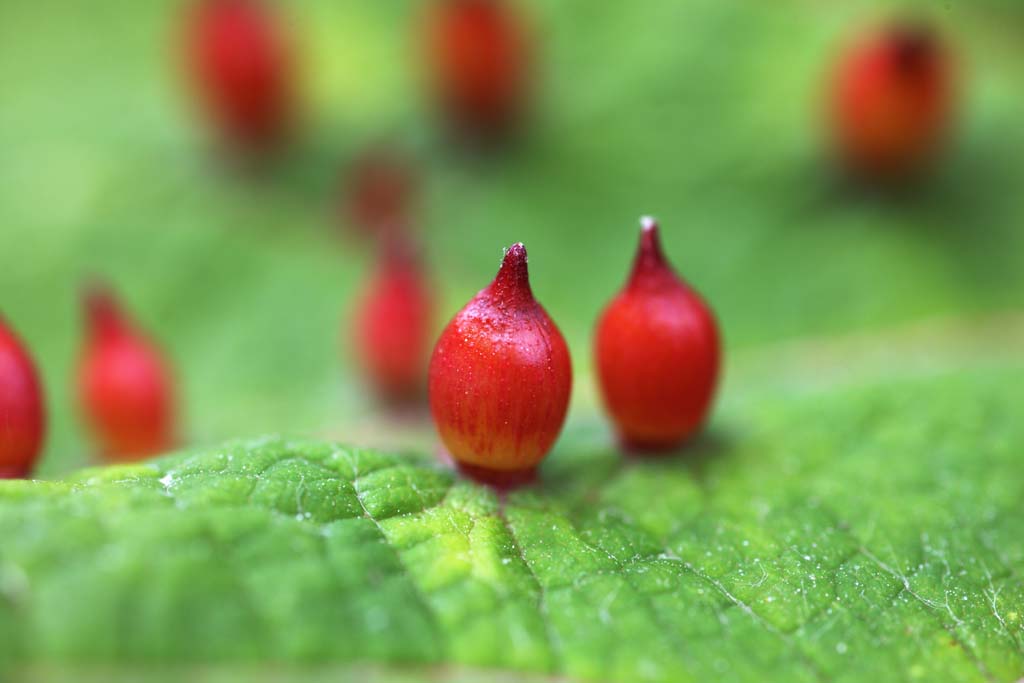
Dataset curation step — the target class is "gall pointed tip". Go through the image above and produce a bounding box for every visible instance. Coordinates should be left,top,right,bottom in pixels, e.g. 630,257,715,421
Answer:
499,242,529,277
890,16,935,43
629,215,671,281
636,215,664,258
491,242,532,299
81,278,124,335
891,20,938,71
82,279,113,311
503,241,527,263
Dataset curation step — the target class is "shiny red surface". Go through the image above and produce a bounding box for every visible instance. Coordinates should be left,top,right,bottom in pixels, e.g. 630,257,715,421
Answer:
428,244,571,481
595,219,719,451
0,319,45,478
78,287,176,461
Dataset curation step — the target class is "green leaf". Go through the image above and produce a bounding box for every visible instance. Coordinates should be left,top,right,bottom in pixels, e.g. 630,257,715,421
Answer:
3,367,1023,682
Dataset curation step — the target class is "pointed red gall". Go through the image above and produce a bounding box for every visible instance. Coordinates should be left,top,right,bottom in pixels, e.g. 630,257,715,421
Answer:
595,218,720,452
428,242,571,487
78,284,177,461
352,234,435,405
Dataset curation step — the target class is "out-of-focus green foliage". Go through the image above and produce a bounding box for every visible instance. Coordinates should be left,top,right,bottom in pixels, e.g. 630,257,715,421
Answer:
1,0,1022,474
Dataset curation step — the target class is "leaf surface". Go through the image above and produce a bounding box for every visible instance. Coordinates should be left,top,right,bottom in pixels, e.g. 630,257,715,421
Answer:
3,367,1023,682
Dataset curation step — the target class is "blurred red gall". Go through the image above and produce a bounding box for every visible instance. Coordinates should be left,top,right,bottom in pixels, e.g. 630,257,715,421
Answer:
830,22,954,181
0,318,46,478
184,0,295,153
424,0,532,143
78,285,177,461
342,148,420,241
352,235,435,405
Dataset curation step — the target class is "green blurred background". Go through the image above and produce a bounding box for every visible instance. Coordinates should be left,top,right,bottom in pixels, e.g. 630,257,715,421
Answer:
1,0,1022,476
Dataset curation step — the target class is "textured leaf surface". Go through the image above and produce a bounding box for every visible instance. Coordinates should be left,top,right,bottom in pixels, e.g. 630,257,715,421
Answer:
3,364,1023,682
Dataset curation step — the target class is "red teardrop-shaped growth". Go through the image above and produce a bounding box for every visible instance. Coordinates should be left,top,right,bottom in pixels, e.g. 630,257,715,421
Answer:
184,0,295,153
77,285,177,461
423,0,532,143
352,233,434,405
428,243,571,487
830,21,954,181
595,217,720,452
0,318,46,478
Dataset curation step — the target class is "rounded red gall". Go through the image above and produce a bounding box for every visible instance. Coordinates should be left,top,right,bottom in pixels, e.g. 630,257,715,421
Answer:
184,0,295,152
0,318,46,479
424,0,531,142
78,286,177,461
829,22,953,181
352,235,434,405
428,243,572,484
595,218,720,452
